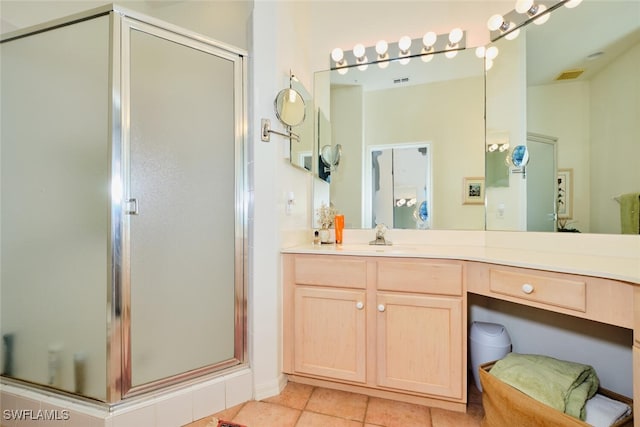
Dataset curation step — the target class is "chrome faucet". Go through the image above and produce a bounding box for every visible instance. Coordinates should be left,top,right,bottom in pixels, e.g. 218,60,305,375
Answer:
369,224,392,246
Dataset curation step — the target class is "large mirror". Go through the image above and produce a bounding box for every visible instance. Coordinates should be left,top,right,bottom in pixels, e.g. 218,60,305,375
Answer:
313,48,485,230
289,78,314,172
486,0,640,234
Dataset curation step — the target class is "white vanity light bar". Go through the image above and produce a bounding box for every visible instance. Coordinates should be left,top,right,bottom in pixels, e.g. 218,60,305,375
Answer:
489,0,578,42
329,30,466,70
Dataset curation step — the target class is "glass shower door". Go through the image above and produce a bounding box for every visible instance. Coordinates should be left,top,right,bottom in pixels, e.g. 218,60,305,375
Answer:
1,14,110,401
124,21,243,391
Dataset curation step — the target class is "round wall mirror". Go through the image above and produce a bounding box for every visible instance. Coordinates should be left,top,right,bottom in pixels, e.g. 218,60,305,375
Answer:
511,145,529,167
320,144,342,171
274,88,306,127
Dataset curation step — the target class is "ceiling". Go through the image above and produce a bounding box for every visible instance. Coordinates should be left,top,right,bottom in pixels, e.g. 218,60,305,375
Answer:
526,0,640,86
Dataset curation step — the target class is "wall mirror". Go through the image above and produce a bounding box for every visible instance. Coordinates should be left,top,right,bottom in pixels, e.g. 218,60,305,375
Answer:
485,0,640,234
287,77,314,172
313,48,485,230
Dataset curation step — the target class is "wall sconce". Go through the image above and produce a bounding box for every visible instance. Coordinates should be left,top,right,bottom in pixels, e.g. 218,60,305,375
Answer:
488,0,582,42
329,28,467,72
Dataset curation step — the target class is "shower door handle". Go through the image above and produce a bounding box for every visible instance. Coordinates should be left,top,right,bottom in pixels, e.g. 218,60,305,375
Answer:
125,198,139,215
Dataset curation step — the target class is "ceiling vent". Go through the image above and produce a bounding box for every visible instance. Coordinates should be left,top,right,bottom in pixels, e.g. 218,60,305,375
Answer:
555,69,585,81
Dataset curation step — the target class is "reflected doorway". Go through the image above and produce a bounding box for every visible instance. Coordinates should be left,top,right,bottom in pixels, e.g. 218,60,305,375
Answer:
526,133,558,232
367,143,432,230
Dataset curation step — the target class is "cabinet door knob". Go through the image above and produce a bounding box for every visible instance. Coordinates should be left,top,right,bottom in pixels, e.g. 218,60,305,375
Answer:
377,304,385,312
522,283,534,294
356,301,364,310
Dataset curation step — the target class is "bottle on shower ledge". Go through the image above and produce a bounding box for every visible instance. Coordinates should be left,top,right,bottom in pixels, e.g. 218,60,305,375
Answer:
2,333,14,376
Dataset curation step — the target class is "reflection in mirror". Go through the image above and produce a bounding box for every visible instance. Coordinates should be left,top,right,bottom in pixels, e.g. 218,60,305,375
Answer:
485,1,640,234
275,88,305,127
288,77,314,172
371,144,432,229
313,48,485,230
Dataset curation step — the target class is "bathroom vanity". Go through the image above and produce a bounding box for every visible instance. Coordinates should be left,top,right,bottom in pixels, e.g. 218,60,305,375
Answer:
282,243,639,422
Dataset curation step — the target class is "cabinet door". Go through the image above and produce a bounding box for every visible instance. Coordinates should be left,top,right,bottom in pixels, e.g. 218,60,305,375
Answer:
294,287,367,383
376,293,463,399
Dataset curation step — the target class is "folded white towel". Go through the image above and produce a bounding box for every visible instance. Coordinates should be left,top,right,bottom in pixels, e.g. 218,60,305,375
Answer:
585,393,631,427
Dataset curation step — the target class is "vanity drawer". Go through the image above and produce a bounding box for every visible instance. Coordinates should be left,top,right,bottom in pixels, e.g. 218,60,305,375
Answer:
294,255,366,289
489,268,586,312
377,259,462,296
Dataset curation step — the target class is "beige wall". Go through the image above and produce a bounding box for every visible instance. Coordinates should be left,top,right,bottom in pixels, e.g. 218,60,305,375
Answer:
590,42,640,234
527,42,640,234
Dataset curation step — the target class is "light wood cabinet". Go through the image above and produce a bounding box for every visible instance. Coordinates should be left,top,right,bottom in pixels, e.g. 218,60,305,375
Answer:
293,286,366,383
283,254,466,410
634,287,640,424
376,292,463,399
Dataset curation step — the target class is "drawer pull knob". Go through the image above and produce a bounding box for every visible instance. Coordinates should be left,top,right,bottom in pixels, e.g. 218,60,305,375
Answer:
356,301,364,310
522,283,534,294
377,304,386,312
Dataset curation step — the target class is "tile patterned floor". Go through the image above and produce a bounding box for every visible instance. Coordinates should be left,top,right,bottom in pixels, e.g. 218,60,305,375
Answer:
184,381,484,427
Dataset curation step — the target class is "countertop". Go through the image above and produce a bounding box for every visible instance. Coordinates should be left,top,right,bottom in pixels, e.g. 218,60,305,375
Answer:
282,241,640,285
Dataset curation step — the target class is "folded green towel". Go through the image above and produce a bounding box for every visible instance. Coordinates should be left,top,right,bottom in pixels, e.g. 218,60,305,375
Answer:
619,192,640,234
489,353,599,420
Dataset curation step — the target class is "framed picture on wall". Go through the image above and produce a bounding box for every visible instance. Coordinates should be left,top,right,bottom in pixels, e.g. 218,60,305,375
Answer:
463,177,485,205
557,168,573,219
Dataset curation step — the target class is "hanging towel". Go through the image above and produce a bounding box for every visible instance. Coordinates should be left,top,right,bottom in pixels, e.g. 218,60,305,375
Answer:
489,353,599,420
619,192,640,234
585,393,632,427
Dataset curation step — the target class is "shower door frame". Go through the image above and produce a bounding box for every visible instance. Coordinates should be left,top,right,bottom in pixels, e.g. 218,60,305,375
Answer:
109,8,248,402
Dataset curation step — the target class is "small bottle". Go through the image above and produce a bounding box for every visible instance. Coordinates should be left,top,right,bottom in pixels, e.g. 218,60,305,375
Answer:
334,214,345,244
313,230,320,245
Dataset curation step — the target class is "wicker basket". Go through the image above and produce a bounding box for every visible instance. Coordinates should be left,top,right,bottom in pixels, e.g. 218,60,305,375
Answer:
479,361,633,427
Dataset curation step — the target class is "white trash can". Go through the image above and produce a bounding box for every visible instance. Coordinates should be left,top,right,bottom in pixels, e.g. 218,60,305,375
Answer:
469,321,511,391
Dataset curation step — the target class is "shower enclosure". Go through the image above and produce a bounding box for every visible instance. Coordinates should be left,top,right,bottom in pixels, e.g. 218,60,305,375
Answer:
0,5,246,404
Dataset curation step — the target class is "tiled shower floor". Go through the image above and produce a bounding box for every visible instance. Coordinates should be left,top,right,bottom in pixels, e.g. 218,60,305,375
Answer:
184,381,484,427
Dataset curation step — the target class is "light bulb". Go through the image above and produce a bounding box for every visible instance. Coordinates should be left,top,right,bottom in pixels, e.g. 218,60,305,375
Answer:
357,62,369,71
505,27,520,40
353,43,366,60
422,31,437,48
421,53,434,63
375,40,388,56
486,46,499,60
398,36,412,53
445,49,458,59
331,47,344,63
564,0,582,8
488,143,498,152
499,143,510,152
533,4,550,25
337,66,348,75
515,0,534,14
449,28,463,44
485,58,494,71
487,14,505,31
378,60,389,69
475,46,486,58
